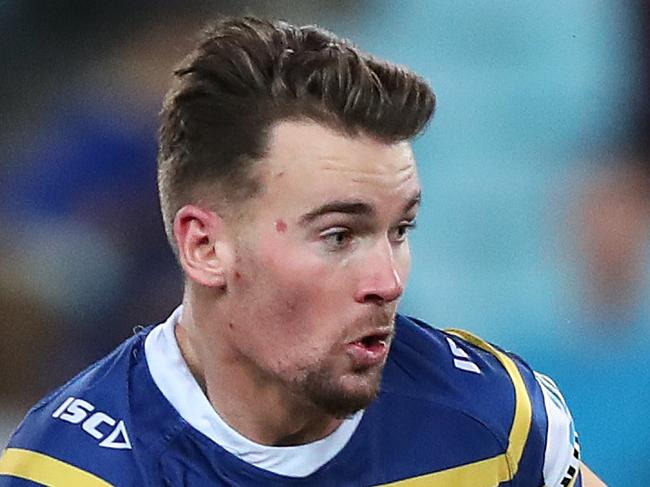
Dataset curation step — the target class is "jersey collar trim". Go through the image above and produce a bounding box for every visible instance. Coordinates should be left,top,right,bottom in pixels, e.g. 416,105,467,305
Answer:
144,306,364,478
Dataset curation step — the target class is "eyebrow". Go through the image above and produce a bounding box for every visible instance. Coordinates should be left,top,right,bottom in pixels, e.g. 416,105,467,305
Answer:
299,190,421,225
299,201,374,225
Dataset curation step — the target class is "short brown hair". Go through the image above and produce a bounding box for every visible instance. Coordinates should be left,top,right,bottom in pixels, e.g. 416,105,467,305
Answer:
158,16,435,250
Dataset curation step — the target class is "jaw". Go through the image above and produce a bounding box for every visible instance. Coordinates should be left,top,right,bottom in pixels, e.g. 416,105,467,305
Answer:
292,356,388,419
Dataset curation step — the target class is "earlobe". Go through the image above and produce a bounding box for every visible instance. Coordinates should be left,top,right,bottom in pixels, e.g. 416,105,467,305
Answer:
174,205,229,288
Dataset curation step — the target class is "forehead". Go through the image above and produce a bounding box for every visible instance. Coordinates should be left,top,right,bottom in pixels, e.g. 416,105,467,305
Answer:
258,121,419,201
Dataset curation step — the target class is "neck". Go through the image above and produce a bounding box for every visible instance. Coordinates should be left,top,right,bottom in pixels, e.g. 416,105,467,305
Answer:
176,300,343,446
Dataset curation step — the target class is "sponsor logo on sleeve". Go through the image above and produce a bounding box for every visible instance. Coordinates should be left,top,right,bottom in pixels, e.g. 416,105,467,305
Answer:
52,397,132,450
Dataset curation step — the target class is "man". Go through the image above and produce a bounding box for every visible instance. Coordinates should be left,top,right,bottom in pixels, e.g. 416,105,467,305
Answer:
0,16,605,486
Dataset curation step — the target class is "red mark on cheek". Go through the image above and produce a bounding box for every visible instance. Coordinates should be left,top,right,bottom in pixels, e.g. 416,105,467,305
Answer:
275,219,288,233
234,271,242,279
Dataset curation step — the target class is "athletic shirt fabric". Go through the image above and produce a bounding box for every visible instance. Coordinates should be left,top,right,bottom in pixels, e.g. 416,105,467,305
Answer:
0,309,582,486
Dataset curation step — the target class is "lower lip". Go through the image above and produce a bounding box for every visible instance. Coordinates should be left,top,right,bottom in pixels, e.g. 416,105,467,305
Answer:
346,339,389,368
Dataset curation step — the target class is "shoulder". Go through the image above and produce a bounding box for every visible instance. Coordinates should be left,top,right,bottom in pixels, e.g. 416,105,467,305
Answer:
0,330,151,487
387,315,529,427
382,315,581,487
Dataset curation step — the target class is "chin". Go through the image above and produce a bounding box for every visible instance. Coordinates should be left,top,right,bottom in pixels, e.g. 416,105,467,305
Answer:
303,367,384,419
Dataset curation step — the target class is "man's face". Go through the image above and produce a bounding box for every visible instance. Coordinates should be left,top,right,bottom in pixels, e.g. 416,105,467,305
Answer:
221,121,420,418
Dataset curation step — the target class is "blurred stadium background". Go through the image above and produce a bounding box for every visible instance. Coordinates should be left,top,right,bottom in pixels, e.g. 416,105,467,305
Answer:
1,1,649,484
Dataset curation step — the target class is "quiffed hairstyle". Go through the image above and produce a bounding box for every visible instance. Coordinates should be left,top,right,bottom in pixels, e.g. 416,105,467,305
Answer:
158,16,435,250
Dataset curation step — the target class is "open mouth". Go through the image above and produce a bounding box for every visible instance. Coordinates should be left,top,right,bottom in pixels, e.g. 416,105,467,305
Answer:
346,326,393,367
346,330,392,368
356,333,390,352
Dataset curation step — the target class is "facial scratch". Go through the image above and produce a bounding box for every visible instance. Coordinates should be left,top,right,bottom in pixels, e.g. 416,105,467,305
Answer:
275,219,288,233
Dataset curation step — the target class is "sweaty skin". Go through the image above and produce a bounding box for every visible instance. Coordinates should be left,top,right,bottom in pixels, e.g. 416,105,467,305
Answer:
174,120,421,446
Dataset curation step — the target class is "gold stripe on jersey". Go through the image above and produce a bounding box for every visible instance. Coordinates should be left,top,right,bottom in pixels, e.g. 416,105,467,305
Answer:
378,454,510,486
565,467,581,487
377,329,533,487
0,448,114,487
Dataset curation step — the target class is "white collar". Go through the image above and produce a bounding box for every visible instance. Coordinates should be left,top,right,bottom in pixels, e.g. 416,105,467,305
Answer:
144,306,364,477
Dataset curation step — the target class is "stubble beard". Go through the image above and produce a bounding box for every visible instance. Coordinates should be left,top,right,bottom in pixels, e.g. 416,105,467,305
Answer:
289,313,397,419
296,360,388,419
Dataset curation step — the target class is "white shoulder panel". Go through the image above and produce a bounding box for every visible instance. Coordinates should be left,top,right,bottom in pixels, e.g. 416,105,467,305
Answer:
535,372,581,487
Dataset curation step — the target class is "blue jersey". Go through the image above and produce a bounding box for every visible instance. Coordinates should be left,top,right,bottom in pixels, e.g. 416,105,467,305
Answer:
0,311,582,486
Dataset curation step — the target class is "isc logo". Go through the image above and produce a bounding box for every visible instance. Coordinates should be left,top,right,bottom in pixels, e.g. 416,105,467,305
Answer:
52,396,132,449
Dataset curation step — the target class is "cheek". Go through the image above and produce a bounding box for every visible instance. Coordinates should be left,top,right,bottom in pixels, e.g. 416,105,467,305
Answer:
231,248,328,331
231,230,354,328
235,280,335,374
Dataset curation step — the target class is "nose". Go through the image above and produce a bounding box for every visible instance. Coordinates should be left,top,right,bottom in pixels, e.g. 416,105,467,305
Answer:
354,239,405,305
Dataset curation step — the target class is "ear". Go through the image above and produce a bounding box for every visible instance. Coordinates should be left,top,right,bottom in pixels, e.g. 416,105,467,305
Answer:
173,205,230,288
